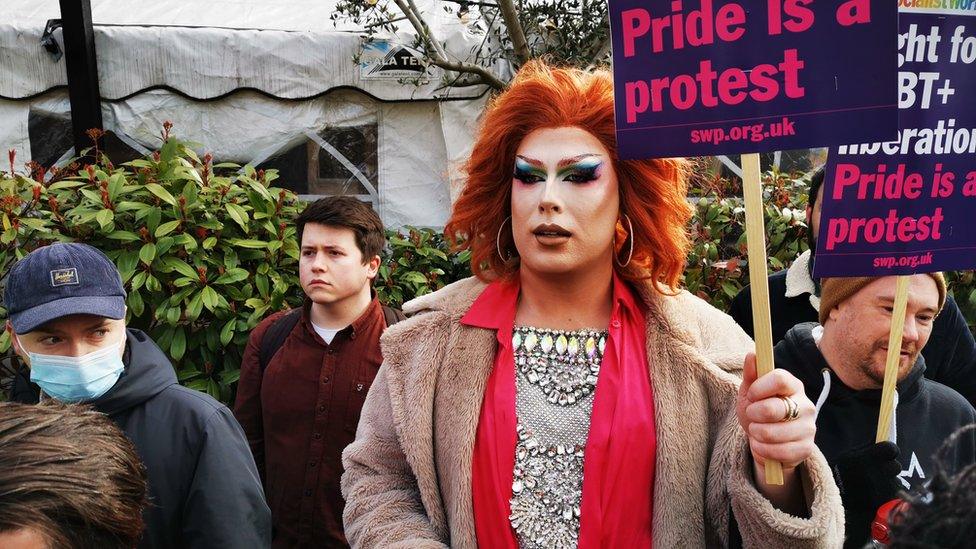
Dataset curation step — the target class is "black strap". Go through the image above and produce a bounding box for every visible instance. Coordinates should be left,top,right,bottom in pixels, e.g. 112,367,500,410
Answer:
382,305,407,328
258,308,302,375
257,305,405,374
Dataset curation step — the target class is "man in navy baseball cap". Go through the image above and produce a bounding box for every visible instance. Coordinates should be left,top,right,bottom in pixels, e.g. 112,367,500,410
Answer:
5,242,271,548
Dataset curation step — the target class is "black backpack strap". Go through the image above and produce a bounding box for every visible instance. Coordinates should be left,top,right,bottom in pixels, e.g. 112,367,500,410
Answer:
258,308,302,375
381,305,407,328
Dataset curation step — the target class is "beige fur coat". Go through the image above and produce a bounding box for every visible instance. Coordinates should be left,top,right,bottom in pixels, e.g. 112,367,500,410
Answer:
341,277,844,548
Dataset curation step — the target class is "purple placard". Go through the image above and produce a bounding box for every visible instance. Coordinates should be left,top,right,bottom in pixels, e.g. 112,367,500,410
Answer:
814,8,976,278
609,0,897,159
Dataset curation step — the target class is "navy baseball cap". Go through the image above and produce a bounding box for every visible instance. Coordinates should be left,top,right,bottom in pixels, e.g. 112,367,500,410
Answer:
4,243,127,334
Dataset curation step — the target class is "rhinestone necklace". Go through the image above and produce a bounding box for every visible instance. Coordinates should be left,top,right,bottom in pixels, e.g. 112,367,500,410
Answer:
508,326,608,549
511,326,607,406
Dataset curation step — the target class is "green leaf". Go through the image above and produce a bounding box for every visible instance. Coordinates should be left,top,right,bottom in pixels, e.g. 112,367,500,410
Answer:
162,257,198,279
227,239,268,249
255,274,270,298
173,276,197,287
721,281,739,298
46,180,85,191
178,367,202,382
146,207,162,232
202,236,217,250
95,208,114,229
145,183,177,206
166,306,180,326
116,201,150,213
131,271,147,291
156,236,176,255
0,329,10,353
182,180,199,206
107,230,141,242
177,234,198,252
214,268,249,285
146,274,162,293
19,218,49,230
225,203,249,231
118,251,139,278
401,271,428,285
221,369,241,385
201,285,219,311
81,188,103,204
242,177,273,201
139,243,157,266
155,219,181,237
220,318,236,346
123,159,155,168
128,291,146,317
186,291,205,321
171,329,187,361
186,379,208,391
108,173,125,200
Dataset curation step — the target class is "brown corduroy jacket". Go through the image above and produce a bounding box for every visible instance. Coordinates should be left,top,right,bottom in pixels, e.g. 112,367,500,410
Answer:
341,277,844,548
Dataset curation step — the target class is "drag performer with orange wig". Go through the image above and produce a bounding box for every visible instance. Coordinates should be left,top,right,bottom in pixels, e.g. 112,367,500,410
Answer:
341,61,843,548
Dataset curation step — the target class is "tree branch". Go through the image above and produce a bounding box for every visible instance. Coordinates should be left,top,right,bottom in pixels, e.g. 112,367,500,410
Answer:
391,0,508,89
496,0,531,64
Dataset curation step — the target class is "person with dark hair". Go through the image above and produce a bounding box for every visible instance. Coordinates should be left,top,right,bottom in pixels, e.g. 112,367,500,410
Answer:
773,274,976,548
234,196,404,548
887,425,976,548
0,402,148,549
729,167,976,407
5,242,271,548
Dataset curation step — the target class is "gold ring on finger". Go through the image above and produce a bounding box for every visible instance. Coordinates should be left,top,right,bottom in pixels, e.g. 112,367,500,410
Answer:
778,396,799,422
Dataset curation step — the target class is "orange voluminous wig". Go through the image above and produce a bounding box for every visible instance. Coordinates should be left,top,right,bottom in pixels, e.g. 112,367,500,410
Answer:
445,60,693,291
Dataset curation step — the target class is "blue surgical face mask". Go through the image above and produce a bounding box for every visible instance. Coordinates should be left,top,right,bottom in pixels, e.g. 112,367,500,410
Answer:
18,334,126,403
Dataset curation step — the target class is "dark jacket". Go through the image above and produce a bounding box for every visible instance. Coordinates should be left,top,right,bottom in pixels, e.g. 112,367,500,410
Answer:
234,298,389,548
729,265,976,407
12,328,271,549
775,323,976,547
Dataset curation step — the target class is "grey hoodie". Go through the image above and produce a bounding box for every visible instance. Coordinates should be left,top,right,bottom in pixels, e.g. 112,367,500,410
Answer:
13,328,271,548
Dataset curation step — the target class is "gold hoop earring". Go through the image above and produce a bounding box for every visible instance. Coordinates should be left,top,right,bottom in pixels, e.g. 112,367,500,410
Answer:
615,214,634,268
496,216,513,261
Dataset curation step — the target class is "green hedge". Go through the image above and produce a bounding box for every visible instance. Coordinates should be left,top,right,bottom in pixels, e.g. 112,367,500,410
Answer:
2,135,973,404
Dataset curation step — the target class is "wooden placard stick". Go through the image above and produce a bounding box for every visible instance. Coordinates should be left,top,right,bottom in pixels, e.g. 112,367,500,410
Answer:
741,152,784,486
876,275,911,443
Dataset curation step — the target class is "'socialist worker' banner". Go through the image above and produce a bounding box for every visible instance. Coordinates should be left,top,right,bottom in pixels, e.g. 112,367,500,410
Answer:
814,3,976,278
608,0,897,159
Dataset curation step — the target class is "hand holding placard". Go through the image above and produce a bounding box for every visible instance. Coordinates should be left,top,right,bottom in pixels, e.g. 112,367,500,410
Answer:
742,152,784,484
609,0,897,487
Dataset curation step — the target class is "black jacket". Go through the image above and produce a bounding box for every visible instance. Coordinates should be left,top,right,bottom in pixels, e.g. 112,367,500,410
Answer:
775,323,976,547
12,329,271,549
730,268,976,407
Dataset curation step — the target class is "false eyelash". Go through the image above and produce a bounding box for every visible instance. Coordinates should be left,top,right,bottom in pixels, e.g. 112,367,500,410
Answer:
569,167,600,180
513,167,543,182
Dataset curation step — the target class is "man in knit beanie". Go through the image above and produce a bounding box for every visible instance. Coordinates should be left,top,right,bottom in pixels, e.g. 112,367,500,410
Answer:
818,272,947,326
773,273,976,548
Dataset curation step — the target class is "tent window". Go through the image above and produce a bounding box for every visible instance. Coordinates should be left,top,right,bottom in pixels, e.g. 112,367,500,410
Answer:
28,110,73,167
27,109,147,168
306,125,378,198
257,124,379,202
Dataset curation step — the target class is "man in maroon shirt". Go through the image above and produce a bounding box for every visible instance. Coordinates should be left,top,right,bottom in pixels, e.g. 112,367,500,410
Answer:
234,197,399,548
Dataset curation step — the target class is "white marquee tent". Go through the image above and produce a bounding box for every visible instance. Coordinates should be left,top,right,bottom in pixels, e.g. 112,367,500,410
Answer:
1,0,499,227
